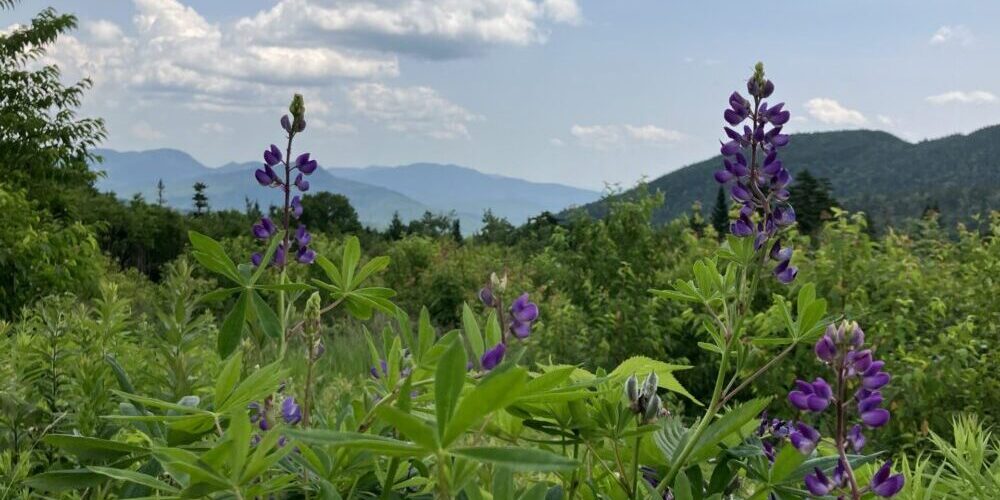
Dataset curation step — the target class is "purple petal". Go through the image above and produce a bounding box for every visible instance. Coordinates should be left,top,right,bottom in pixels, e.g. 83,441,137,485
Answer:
299,160,318,175
862,408,891,428
255,169,273,186
480,343,506,370
863,372,891,390
872,474,905,497
788,391,811,411
714,170,734,183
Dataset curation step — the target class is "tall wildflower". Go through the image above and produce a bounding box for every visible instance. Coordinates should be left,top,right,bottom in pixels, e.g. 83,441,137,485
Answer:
789,321,904,498
251,94,318,267
477,272,539,370
714,62,797,283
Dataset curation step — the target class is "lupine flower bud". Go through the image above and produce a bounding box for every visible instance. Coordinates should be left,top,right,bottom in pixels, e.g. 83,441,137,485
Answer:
509,293,539,339
848,424,865,452
478,286,496,307
869,461,905,497
790,422,820,454
862,361,891,390
625,374,639,404
804,467,832,496
481,342,506,371
297,246,316,264
264,144,282,166
291,195,303,218
281,114,292,134
250,252,263,267
289,94,306,132
281,396,302,425
788,378,832,412
294,173,310,192
641,372,659,399
814,334,836,362
255,168,274,186
490,272,508,293
642,393,662,423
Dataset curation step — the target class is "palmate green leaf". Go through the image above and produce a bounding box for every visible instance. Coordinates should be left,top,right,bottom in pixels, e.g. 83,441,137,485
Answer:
284,430,426,457
154,447,229,488
768,443,806,483
376,405,439,451
435,337,468,438
218,291,250,358
609,356,700,405
42,435,146,462
250,290,282,339
24,469,107,492
199,286,241,304
448,447,578,472
442,366,530,447
315,254,344,289
88,466,179,493
462,302,485,360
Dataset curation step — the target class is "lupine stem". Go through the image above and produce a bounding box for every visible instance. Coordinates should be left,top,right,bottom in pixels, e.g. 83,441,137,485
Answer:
836,359,862,499
381,457,400,500
630,434,643,499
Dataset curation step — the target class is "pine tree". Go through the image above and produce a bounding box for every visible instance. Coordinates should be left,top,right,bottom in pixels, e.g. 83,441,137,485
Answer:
787,170,838,235
192,182,209,216
450,219,462,243
156,179,165,206
387,211,405,240
710,187,729,238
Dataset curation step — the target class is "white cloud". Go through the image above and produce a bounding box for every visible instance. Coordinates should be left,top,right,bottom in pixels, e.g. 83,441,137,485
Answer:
929,25,974,46
347,83,480,139
804,98,867,126
198,122,231,134
876,115,894,126
624,124,685,144
549,138,565,147
570,124,622,150
925,90,997,105
130,120,165,140
311,118,358,135
235,0,583,59
571,124,684,150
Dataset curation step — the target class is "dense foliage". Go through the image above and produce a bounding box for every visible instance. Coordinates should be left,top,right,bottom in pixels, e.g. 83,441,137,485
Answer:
1,3,998,497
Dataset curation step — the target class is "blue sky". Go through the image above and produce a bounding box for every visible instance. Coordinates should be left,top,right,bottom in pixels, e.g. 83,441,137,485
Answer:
3,0,998,189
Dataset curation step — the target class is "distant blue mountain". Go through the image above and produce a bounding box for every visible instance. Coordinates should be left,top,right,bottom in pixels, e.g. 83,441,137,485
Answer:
330,163,598,225
90,149,600,231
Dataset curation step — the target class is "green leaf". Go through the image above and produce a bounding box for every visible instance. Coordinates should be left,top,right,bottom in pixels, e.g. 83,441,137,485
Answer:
673,470,694,500
199,287,242,304
228,408,251,482
376,406,439,451
484,310,501,347
214,351,243,409
284,430,426,457
418,307,436,362
189,231,241,283
492,466,514,500
218,291,250,358
254,283,313,293
449,447,578,472
442,367,529,447
687,398,771,463
88,466,179,493
250,231,284,284
42,435,145,462
315,255,344,289
220,362,286,412
353,255,390,286
342,236,361,287
769,443,806,483
462,303,485,360
250,290,283,339
24,469,107,492
435,337,468,438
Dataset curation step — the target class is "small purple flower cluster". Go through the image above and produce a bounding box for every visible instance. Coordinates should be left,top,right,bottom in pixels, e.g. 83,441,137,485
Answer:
787,321,903,498
714,63,797,284
249,95,317,267
755,411,794,462
478,283,540,371
248,395,301,446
